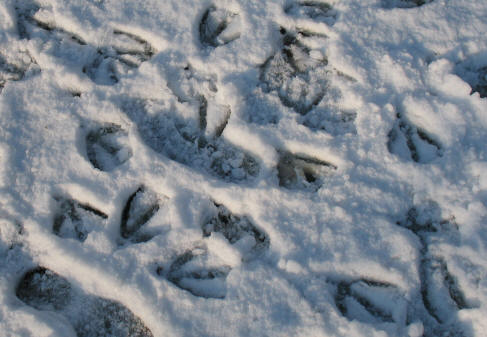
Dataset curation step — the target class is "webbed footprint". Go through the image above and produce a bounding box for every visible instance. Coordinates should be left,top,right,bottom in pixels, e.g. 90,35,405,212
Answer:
259,31,328,116
202,202,270,260
83,30,155,85
277,150,337,191
85,123,132,171
334,279,406,324
161,246,231,299
16,267,153,337
120,186,165,243
387,113,442,163
199,5,241,48
53,196,108,242
248,28,356,134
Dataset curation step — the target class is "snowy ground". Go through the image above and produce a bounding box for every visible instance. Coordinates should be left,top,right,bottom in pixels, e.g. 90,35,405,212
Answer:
1,0,487,336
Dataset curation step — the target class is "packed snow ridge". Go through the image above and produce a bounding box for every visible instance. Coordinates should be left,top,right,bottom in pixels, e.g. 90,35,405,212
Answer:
1,0,487,336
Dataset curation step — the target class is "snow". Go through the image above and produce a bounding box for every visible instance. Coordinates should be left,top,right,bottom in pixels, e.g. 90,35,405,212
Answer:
1,0,487,336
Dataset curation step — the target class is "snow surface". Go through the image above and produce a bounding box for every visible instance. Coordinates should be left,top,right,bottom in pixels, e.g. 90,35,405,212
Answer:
1,0,487,336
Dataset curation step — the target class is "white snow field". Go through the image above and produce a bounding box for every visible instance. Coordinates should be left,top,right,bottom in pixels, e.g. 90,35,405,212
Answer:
1,0,487,336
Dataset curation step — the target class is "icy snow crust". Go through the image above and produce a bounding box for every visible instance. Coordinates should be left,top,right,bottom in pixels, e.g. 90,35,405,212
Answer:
1,0,487,336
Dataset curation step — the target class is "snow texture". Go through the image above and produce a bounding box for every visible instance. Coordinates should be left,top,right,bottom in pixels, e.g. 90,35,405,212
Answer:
1,0,487,336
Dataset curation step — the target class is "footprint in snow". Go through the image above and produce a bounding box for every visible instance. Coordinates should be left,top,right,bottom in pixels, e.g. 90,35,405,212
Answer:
199,5,241,48
83,29,155,85
120,186,166,244
259,30,329,116
387,113,442,164
246,28,357,135
49,184,270,299
16,3,155,86
202,202,270,260
156,201,270,299
396,202,473,334
160,245,231,299
52,196,108,242
85,123,133,172
333,278,406,324
277,150,337,191
121,64,259,183
16,267,153,337
0,52,35,93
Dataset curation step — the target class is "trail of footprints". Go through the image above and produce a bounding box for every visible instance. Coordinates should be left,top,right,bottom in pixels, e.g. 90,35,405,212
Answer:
328,203,474,336
16,267,153,337
4,1,482,336
16,1,155,86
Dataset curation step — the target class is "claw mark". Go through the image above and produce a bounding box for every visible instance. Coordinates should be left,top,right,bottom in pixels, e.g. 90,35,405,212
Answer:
199,6,241,48
86,123,132,171
53,197,108,242
120,186,162,243
16,267,153,337
277,151,336,190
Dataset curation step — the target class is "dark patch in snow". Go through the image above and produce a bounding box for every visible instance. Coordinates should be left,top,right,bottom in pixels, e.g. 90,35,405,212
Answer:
16,267,154,337
277,150,336,191
382,0,435,9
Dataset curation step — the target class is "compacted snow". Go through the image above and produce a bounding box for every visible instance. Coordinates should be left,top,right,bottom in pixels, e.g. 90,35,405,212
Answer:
1,0,487,336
